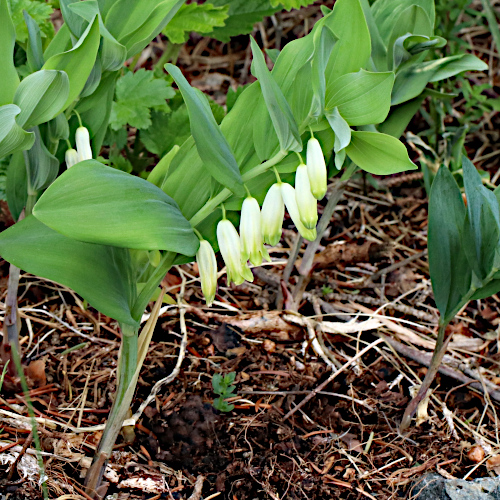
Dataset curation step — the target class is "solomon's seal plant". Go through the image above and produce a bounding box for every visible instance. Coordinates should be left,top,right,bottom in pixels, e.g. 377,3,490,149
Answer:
0,0,487,495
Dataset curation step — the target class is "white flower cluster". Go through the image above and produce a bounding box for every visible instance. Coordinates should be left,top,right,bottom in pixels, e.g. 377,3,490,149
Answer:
196,137,327,306
65,126,93,168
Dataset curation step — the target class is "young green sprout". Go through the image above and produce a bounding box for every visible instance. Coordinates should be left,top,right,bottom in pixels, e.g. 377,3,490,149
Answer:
306,137,327,200
240,196,270,266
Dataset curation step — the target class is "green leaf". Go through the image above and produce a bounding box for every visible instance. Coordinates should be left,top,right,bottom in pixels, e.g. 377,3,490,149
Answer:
147,145,180,188
358,0,386,71
0,215,138,326
67,0,127,72
462,156,500,282
106,0,185,57
428,166,471,323
270,0,314,9
324,0,371,81
371,0,435,45
25,127,59,193
141,108,190,157
33,160,199,256
377,95,426,138
345,131,417,175
166,63,244,196
325,70,394,126
325,107,351,153
13,70,70,128
59,0,87,38
0,0,20,105
43,16,101,109
310,21,337,118
44,23,72,61
110,70,175,130
6,153,27,221
209,0,278,42
250,37,301,153
392,34,446,70
163,2,229,43
392,54,488,105
0,104,35,158
386,5,432,69
23,11,44,71
7,0,54,43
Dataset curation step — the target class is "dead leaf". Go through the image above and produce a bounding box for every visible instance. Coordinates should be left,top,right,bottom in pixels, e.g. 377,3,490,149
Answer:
487,455,500,474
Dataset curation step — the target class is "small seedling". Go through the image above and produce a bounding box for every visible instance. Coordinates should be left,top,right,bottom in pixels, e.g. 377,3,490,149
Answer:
212,372,237,412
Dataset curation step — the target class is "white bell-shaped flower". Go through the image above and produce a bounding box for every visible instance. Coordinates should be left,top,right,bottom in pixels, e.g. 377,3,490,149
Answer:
294,163,318,230
306,137,327,200
65,148,79,168
261,183,285,246
280,183,317,241
240,196,270,266
196,240,218,306
75,126,92,162
217,219,254,285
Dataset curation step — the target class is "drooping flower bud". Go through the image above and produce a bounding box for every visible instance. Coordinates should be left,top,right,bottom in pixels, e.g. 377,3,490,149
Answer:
280,183,317,241
196,240,218,306
148,250,161,268
217,219,254,286
75,126,92,162
294,163,318,230
240,196,270,266
261,183,285,246
65,148,79,168
306,137,327,200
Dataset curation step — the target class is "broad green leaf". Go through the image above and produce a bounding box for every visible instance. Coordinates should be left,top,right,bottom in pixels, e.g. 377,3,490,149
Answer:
110,69,175,130
250,37,301,153
324,0,371,81
166,63,244,196
462,156,500,282
43,16,100,109
23,11,44,71
107,0,185,57
163,2,229,43
7,0,54,43
387,5,432,69
472,279,500,301
33,160,199,256
0,215,137,325
345,131,416,175
0,105,35,158
13,70,70,128
25,127,59,193
6,153,27,221
372,0,435,45
60,0,87,38
325,70,394,125
80,55,102,98
141,107,190,157
392,54,488,105
209,0,278,42
0,0,20,105
428,166,471,323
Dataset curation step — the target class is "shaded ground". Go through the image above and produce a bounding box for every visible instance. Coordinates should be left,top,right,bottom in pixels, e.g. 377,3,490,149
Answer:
1,1,500,499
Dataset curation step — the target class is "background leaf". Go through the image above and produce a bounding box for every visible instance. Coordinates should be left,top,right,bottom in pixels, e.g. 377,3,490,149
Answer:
0,0,20,105
0,104,35,158
110,70,175,130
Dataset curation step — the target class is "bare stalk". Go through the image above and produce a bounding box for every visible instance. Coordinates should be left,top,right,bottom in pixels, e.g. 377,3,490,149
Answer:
399,322,450,432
